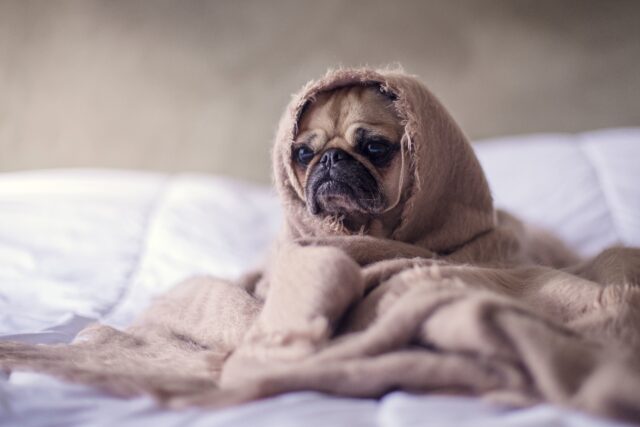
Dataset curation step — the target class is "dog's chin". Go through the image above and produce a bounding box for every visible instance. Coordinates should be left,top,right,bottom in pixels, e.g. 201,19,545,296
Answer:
315,181,362,214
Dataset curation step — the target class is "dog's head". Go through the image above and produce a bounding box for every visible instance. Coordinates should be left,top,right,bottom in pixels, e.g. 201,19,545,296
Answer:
290,85,406,231
274,68,495,253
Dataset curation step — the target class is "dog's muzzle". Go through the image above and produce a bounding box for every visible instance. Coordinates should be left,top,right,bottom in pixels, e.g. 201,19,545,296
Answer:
305,148,383,215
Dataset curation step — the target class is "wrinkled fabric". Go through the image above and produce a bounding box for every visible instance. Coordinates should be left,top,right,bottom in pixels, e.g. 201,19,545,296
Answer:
1,68,640,423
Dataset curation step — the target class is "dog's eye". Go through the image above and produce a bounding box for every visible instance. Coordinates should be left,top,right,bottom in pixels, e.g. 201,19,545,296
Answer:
294,145,315,166
360,138,392,166
364,141,390,157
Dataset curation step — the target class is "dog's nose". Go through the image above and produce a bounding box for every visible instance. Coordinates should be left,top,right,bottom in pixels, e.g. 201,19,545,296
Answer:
320,148,349,167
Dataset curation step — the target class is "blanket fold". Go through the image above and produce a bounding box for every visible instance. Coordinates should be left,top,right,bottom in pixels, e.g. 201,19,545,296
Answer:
1,67,639,423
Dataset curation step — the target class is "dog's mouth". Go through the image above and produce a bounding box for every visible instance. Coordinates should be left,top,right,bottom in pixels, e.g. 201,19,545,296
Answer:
306,169,384,217
314,180,358,214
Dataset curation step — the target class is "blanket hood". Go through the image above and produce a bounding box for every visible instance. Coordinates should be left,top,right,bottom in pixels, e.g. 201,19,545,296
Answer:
273,68,495,254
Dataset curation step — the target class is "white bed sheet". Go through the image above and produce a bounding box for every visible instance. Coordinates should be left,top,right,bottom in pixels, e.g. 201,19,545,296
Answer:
1,128,639,427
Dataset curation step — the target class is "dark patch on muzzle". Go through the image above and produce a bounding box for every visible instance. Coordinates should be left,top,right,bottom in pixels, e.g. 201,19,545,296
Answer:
306,148,384,216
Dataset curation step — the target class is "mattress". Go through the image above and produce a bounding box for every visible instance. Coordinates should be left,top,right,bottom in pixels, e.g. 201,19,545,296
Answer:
1,128,639,427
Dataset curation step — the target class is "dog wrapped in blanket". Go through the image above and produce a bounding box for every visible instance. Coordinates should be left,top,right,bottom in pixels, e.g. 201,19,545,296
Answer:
2,68,640,423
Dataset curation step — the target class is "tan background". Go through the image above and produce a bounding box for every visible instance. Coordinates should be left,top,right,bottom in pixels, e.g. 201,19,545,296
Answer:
1,0,639,183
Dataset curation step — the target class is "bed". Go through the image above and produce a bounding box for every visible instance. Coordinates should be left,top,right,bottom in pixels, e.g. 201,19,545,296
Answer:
1,128,639,427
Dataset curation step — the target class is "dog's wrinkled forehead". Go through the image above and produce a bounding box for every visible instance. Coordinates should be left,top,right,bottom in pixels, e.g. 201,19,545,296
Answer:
294,84,401,153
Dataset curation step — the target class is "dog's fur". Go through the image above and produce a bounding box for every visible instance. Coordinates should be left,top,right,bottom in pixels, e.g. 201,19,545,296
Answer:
292,85,406,234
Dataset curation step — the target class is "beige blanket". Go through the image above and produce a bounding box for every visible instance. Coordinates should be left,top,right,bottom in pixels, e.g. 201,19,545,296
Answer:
2,68,640,423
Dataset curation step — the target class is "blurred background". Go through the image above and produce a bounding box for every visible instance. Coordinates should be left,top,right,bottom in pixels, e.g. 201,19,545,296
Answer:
1,0,639,183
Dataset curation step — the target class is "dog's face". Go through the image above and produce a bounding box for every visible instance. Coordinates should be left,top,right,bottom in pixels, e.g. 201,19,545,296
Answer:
292,85,405,231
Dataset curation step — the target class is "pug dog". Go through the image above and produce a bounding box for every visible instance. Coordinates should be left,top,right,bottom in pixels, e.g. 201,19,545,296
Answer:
291,85,407,234
286,81,580,267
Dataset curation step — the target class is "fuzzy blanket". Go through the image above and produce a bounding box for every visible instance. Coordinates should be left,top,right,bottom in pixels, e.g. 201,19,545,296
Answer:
2,68,640,423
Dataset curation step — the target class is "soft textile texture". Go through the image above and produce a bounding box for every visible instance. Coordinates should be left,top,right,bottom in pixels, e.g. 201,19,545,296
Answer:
1,68,640,423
